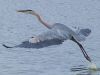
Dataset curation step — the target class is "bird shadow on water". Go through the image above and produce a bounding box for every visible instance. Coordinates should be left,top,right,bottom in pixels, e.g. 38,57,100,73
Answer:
70,65,100,75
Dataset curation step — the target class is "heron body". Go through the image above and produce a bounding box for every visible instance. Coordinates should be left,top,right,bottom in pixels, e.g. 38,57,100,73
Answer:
17,9,91,42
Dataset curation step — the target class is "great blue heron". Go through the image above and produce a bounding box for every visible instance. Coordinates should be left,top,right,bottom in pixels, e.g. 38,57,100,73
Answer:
3,10,92,62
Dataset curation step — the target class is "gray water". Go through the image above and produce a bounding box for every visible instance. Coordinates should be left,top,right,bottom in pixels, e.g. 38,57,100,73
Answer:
0,0,100,75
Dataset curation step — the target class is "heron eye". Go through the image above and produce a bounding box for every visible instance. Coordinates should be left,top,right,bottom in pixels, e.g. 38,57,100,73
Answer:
31,36,34,38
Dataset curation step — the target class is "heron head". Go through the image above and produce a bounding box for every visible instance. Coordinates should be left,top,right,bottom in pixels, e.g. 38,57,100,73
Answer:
17,10,37,15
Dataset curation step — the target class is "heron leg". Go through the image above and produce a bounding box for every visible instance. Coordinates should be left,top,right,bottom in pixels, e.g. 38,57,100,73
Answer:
71,36,91,62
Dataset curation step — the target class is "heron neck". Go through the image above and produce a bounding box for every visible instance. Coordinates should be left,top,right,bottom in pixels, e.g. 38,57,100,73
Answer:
33,13,51,29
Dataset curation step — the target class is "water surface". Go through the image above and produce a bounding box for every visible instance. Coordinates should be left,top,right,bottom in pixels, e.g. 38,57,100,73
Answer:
0,0,100,75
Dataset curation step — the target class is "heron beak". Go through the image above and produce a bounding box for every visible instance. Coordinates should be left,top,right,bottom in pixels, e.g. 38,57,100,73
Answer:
17,10,32,13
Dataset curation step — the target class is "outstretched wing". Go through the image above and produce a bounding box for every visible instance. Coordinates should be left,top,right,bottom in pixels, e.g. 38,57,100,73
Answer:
3,30,65,48
3,39,64,49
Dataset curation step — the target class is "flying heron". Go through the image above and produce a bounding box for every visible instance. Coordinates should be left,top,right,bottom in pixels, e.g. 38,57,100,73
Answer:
3,10,92,62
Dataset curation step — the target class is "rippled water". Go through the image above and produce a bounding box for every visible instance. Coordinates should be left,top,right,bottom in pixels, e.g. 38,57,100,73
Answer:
0,0,100,75
71,65,100,75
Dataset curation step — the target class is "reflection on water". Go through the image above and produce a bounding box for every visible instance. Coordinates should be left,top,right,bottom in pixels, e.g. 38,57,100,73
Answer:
71,65,100,75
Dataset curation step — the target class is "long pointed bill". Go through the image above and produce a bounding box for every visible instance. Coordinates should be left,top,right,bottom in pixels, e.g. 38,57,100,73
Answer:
17,10,32,12
71,36,92,62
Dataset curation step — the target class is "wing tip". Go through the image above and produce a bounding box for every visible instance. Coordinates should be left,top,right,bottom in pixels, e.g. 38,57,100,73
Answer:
2,44,13,48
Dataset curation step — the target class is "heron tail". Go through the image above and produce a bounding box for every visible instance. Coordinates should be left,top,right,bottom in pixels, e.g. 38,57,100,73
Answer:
79,28,91,37
74,28,91,42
